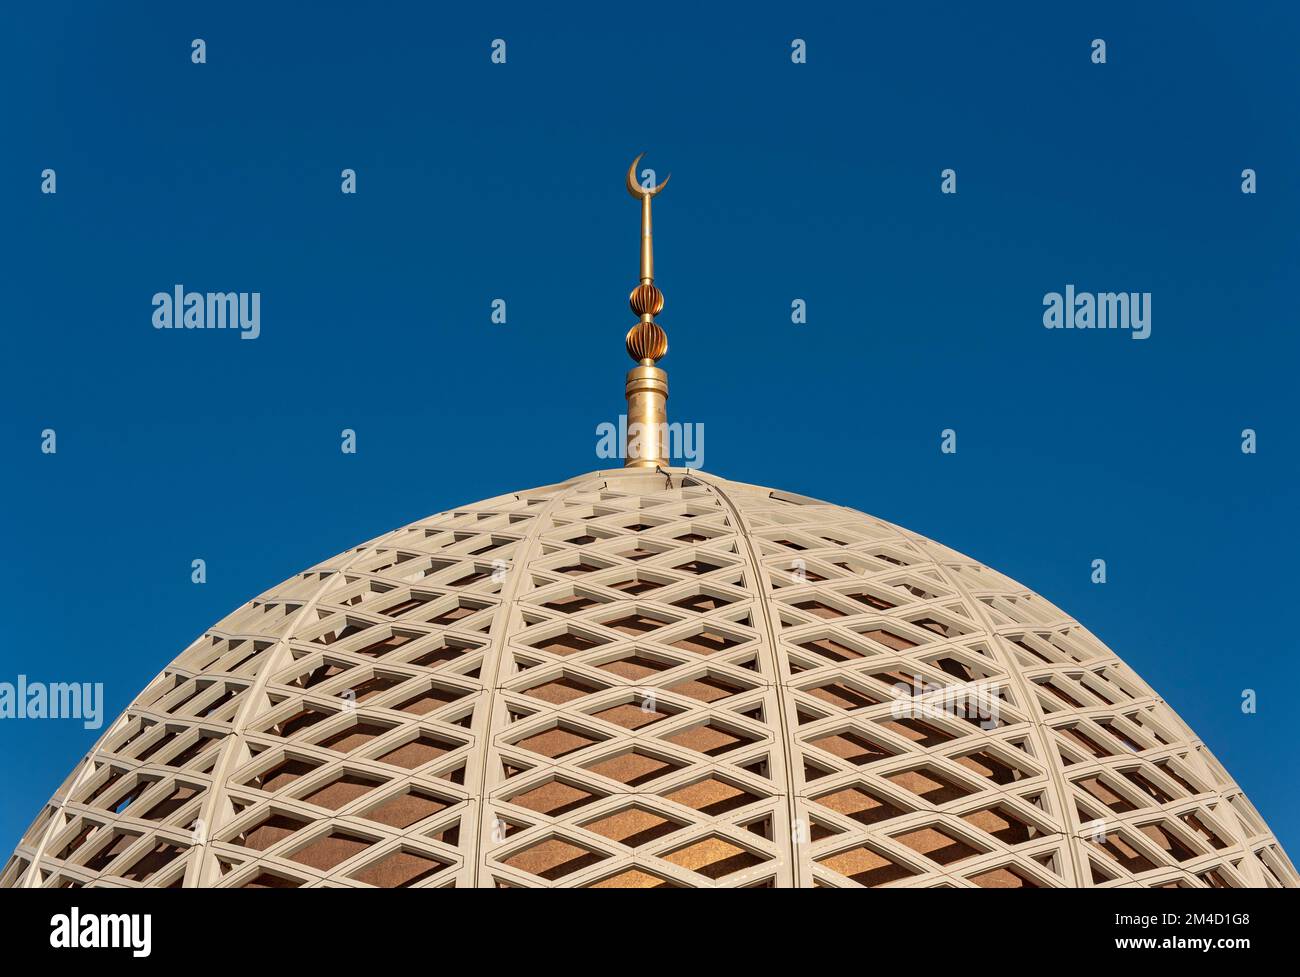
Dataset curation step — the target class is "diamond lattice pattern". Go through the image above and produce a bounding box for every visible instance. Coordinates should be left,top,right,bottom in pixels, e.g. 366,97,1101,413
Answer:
4,470,1294,889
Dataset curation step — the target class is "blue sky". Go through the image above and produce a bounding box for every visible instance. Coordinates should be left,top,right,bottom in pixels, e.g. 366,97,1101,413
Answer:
2,2,1297,857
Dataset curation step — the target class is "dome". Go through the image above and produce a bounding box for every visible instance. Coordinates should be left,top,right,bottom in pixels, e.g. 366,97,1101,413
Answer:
4,468,1295,888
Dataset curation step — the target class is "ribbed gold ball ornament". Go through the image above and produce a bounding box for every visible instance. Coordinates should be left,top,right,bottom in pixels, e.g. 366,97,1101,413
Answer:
629,283,665,317
625,319,668,362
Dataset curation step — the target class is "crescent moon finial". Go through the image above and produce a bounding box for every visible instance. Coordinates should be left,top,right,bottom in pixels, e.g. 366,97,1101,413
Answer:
626,153,671,198
621,154,671,468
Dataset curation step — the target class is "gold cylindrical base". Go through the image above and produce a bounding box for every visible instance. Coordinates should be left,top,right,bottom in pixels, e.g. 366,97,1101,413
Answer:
624,365,668,468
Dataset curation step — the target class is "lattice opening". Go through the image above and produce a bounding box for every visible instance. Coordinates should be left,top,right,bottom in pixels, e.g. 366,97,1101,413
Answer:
1088,831,1157,874
311,617,375,646
521,673,608,705
663,672,750,703
1180,812,1228,850
673,557,724,575
797,635,871,664
670,589,737,613
79,766,126,806
405,636,482,668
350,848,448,887
844,590,898,611
968,864,1041,888
858,627,921,652
507,777,604,816
876,716,957,748
1055,724,1114,760
391,681,472,715
54,821,101,861
669,627,744,655
582,805,682,847
792,599,847,619
1138,821,1196,862
1037,678,1087,709
616,543,663,561
808,730,893,766
552,559,610,577
240,871,302,888
601,611,678,636
288,830,374,871
1122,768,1175,804
893,824,984,865
316,720,397,755
173,732,225,770
245,756,322,792
662,835,768,879
424,597,494,627
542,591,606,613
663,720,756,757
378,591,436,618
584,749,683,787
353,631,415,657
514,724,603,759
445,565,497,588
605,573,668,595
594,649,682,680
362,788,450,829
131,724,177,762
119,841,186,882
885,767,975,805
269,707,334,739
1198,869,1235,888
288,657,354,690
236,812,311,852
813,785,910,826
339,672,406,703
297,773,386,810
803,680,881,710
372,732,460,770
817,844,917,887
503,837,607,881
962,805,1037,845
525,626,608,656
101,773,160,815
81,829,140,872
588,696,679,730
0,857,30,888
1076,775,1138,813
907,614,971,639
663,776,762,816
587,868,680,888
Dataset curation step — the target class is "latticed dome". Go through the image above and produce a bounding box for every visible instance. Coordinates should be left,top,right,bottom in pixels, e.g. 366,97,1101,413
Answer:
4,468,1295,888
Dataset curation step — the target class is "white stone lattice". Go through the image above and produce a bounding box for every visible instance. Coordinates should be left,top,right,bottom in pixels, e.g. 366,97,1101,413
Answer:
4,469,1294,888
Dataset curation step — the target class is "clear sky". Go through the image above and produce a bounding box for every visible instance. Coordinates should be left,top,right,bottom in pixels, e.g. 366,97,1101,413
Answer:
2,2,1297,859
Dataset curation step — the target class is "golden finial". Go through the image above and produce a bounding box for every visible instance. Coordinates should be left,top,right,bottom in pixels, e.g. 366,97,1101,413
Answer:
622,154,671,468
624,153,670,366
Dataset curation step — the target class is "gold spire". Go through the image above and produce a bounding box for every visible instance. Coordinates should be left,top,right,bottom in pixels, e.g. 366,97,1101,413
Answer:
623,154,671,468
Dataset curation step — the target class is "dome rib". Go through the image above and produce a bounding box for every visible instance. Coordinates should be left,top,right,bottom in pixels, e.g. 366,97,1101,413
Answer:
469,478,579,887
178,523,415,887
693,471,808,887
891,527,1278,887
893,527,1087,886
